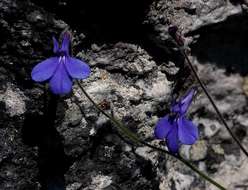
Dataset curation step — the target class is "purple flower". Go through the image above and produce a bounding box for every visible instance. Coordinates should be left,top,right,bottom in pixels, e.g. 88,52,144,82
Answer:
154,89,198,153
31,32,90,95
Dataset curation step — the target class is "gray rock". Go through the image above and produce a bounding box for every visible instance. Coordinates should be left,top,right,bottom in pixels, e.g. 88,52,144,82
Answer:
1,0,248,189
189,140,208,161
0,84,27,117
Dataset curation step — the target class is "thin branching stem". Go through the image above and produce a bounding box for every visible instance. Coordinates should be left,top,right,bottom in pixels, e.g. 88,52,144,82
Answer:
76,82,226,190
76,81,140,143
176,41,248,158
142,141,226,190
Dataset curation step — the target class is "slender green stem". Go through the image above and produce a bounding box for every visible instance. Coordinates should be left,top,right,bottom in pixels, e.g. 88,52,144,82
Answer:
176,41,248,158
142,141,226,190
76,82,226,190
76,81,140,144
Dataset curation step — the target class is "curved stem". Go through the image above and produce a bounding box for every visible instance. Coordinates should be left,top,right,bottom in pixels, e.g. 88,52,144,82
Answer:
142,141,226,190
178,44,248,158
76,82,226,190
76,81,140,144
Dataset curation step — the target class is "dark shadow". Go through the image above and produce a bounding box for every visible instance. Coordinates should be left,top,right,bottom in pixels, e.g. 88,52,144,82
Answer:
187,14,248,76
31,0,153,44
30,0,185,67
23,94,71,190
229,0,248,6
229,0,243,5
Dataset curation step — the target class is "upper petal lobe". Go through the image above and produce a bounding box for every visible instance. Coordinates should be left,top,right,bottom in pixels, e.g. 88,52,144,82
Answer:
53,37,59,54
65,57,91,79
61,32,70,55
49,62,72,94
31,57,58,82
154,116,174,139
171,89,195,115
171,102,180,113
177,116,198,145
179,89,195,114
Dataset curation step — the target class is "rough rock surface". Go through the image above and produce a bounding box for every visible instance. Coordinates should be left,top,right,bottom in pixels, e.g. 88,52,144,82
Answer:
1,0,248,189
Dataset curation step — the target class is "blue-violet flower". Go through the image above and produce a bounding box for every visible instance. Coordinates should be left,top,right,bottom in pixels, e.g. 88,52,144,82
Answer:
31,32,90,94
154,89,198,153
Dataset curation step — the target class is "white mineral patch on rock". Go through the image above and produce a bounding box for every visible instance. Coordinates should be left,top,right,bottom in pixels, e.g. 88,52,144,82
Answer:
89,174,112,189
209,155,248,190
159,170,194,190
144,71,171,101
0,85,26,117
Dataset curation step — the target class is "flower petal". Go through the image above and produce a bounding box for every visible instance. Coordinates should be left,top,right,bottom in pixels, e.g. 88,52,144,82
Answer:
179,89,195,114
49,62,72,94
61,32,70,55
171,101,181,113
65,57,91,79
53,37,59,54
178,116,198,145
31,57,58,82
171,89,195,115
154,116,174,139
166,126,180,153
